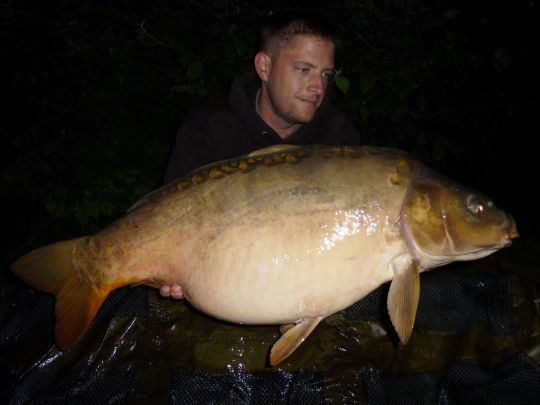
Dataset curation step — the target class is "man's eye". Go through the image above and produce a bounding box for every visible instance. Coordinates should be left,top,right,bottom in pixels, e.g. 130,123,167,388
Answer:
322,72,335,81
296,67,310,74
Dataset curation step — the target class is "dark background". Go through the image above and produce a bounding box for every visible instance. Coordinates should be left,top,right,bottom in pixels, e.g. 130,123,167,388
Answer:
1,0,538,270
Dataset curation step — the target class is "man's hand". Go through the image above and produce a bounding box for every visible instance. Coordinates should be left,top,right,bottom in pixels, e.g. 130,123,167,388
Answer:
159,284,184,299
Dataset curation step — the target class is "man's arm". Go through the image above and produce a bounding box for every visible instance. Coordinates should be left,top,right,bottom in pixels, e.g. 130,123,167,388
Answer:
163,113,218,184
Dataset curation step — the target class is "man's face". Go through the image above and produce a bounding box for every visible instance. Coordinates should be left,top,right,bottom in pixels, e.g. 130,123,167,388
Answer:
265,35,335,125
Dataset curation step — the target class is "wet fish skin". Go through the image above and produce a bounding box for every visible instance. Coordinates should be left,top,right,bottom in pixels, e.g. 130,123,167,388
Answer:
10,145,518,365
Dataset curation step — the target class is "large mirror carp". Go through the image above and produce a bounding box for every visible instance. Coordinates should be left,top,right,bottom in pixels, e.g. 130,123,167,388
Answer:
11,145,518,365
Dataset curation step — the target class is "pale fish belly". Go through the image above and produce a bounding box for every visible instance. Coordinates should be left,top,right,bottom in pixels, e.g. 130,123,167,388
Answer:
182,212,410,325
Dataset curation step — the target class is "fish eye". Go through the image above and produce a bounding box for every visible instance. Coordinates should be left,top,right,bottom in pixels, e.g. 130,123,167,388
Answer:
467,195,486,214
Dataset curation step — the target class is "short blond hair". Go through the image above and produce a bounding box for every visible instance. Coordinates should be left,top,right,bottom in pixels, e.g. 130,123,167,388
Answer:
257,10,339,57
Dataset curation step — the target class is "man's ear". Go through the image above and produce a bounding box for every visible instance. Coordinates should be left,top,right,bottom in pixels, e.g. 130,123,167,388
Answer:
254,51,271,81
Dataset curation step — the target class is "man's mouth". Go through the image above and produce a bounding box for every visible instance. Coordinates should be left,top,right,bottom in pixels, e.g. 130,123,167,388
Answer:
299,98,318,108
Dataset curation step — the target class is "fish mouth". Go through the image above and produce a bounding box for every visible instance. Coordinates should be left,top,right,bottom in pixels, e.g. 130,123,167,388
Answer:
508,228,519,240
501,230,519,248
503,215,519,247
501,237,514,248
470,230,517,251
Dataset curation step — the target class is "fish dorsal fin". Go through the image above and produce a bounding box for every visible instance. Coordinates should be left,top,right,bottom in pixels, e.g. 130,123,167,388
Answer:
270,317,323,366
127,183,169,213
387,261,421,344
248,144,301,157
128,145,301,213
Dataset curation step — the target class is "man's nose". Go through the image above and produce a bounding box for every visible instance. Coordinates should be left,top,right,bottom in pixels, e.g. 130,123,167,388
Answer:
308,74,325,95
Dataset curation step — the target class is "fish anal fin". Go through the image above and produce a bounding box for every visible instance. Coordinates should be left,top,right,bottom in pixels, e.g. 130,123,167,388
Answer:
270,317,323,366
387,261,421,344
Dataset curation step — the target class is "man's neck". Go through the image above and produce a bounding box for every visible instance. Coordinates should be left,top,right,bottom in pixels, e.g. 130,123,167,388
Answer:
256,88,300,139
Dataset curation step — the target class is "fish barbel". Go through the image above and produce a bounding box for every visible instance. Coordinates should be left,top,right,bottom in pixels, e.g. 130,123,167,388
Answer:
10,145,518,365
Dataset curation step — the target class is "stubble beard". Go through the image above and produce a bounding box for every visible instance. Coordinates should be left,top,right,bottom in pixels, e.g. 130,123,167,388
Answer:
267,88,316,125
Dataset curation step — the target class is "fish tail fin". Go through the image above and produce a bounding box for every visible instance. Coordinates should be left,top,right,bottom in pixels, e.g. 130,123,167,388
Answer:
10,237,110,349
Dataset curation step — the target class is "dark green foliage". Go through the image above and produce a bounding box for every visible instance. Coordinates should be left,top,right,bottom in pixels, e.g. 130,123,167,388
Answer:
1,1,537,268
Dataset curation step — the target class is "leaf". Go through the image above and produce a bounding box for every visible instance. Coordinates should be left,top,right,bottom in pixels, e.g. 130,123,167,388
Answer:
359,75,375,94
334,75,350,94
494,48,511,69
432,143,446,162
45,198,56,214
444,9,459,19
170,84,194,95
417,96,426,112
187,61,204,79
137,30,158,48
360,104,370,120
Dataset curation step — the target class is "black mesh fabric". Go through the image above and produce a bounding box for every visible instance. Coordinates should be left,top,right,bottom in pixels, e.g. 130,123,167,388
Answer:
0,283,55,347
5,370,137,405
346,269,513,335
0,280,149,349
171,371,324,404
360,354,540,405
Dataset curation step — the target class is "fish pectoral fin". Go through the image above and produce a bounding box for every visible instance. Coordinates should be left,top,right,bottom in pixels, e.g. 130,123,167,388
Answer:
387,261,421,344
270,317,323,366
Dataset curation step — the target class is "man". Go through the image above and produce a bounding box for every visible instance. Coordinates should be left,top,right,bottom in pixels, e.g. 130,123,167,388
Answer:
160,10,359,298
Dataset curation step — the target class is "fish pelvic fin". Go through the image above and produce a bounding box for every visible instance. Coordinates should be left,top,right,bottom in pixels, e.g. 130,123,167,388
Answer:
387,261,421,344
270,317,323,366
10,238,110,350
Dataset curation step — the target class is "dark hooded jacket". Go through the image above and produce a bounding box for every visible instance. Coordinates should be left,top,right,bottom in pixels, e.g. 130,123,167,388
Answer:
163,67,360,183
